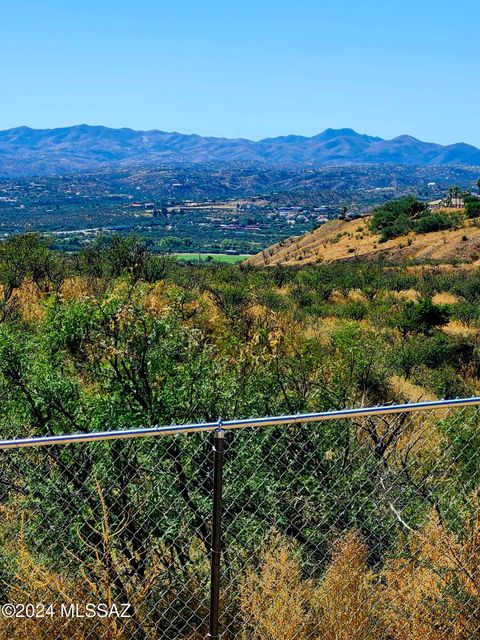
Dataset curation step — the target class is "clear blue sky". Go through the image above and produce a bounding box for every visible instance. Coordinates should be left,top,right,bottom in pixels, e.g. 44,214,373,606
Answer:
1,0,479,145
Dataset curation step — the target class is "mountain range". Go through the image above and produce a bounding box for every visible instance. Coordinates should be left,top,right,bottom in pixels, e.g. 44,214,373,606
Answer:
1,125,480,176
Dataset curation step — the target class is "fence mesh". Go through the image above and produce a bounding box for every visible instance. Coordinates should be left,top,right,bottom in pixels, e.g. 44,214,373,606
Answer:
0,403,480,639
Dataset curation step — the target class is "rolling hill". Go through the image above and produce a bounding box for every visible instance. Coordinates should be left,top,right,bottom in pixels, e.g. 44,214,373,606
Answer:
1,125,480,176
246,215,480,267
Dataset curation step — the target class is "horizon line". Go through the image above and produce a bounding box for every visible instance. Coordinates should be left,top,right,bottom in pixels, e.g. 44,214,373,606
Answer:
0,123,476,148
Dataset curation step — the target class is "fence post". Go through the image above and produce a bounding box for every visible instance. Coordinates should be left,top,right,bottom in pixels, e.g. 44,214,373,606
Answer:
208,425,225,639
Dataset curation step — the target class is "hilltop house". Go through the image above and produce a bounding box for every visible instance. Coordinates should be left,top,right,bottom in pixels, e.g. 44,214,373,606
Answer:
429,195,468,210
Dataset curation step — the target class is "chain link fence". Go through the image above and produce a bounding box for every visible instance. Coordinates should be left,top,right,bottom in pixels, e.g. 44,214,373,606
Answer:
0,399,480,639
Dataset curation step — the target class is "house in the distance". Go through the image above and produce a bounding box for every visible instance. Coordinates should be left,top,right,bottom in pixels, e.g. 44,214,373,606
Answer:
428,193,475,210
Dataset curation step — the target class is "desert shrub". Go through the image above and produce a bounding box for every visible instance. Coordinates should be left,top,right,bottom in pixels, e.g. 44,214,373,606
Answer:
387,332,475,380
394,298,449,336
379,503,480,640
391,337,425,378
395,332,477,394
336,300,368,321
240,531,380,640
240,511,480,640
369,196,428,241
451,301,480,326
258,290,289,313
466,200,480,218
290,284,317,309
414,213,458,234
370,196,459,241
412,364,470,399
452,271,480,304
312,531,379,640
417,333,475,370
0,531,116,640
239,534,314,640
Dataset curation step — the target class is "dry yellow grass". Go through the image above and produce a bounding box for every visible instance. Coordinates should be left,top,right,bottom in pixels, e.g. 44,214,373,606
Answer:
60,276,92,301
432,292,459,305
239,531,377,640
240,534,314,640
312,531,378,640
389,375,436,403
240,506,480,640
3,281,47,323
442,319,477,337
393,288,421,301
379,502,480,640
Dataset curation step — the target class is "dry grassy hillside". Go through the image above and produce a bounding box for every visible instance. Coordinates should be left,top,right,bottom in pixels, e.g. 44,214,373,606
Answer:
246,212,480,266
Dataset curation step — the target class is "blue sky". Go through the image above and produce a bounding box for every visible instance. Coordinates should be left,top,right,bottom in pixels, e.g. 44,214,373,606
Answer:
1,0,479,145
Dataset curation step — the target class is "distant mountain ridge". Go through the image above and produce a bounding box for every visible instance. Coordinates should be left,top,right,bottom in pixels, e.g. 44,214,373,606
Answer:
1,125,480,176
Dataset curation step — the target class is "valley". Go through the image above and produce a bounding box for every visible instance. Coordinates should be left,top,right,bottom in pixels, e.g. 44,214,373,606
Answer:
1,163,479,254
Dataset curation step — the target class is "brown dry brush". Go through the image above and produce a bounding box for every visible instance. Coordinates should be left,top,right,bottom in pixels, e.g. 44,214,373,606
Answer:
3,505,480,639
239,533,315,640
380,500,480,640
312,531,379,640
0,505,127,640
239,530,378,640
239,508,480,640
0,535,112,640
0,495,210,640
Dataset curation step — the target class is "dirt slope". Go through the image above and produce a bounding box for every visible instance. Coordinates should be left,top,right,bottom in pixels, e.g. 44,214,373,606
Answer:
246,215,480,266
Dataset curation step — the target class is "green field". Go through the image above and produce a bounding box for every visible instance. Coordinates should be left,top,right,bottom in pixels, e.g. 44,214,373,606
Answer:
174,253,251,264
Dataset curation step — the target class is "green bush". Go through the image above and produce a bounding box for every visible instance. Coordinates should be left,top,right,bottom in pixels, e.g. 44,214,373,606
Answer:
395,298,449,336
336,300,368,321
466,201,480,218
370,196,459,241
413,213,458,234
370,196,428,241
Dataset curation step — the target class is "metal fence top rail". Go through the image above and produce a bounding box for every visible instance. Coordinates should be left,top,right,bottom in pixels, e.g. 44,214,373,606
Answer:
0,396,479,450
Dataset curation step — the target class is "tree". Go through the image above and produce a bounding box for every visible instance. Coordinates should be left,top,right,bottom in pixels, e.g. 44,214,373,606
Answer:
395,298,449,336
466,201,480,219
369,197,429,241
77,235,172,282
414,213,457,234
446,185,461,206
0,233,67,309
